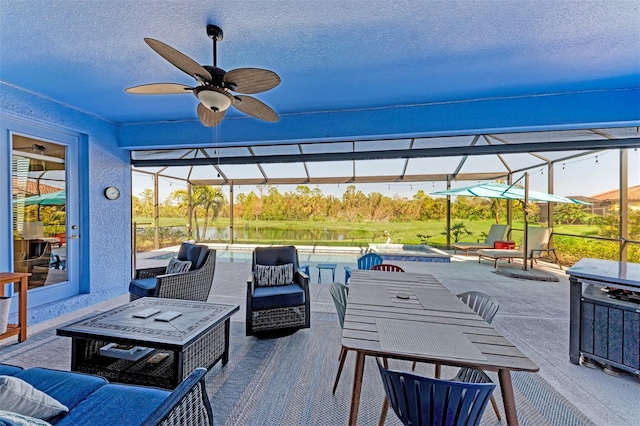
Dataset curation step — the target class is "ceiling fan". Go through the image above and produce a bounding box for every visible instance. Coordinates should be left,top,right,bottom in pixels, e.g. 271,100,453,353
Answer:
126,24,280,127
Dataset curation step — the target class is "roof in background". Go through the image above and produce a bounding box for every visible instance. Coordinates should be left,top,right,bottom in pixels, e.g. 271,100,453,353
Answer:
591,185,640,202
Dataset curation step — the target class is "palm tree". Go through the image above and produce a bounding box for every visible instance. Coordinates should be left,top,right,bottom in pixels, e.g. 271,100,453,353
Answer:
190,186,225,241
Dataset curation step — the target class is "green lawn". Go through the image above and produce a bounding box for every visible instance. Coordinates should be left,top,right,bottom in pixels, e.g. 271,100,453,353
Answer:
133,217,600,247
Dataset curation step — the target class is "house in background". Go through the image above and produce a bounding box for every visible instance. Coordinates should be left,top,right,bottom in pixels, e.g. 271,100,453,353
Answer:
589,185,640,214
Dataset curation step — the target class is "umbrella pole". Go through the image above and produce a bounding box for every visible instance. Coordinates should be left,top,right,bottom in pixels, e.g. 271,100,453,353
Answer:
523,172,529,270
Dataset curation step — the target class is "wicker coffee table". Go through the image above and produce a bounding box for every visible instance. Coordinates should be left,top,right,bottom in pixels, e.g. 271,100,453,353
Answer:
57,298,239,389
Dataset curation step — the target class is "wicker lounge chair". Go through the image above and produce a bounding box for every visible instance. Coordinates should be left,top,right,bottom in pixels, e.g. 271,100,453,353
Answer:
451,224,510,255
477,226,561,269
129,243,216,301
246,245,310,336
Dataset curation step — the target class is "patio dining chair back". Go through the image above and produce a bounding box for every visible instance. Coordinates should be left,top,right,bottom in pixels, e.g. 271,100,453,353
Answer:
410,291,502,419
344,252,383,283
457,291,500,323
329,282,350,394
329,282,349,328
455,291,502,420
377,358,495,426
371,263,404,272
358,252,383,269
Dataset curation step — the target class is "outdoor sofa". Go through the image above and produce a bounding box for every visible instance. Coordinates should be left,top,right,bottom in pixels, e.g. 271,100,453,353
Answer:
0,363,213,425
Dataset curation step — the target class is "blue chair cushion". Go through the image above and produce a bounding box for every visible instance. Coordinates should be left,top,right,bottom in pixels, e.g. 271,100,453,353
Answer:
55,384,169,426
128,277,157,298
254,246,298,270
177,243,208,270
185,245,208,270
252,283,305,310
176,242,194,261
0,364,23,376
14,368,107,414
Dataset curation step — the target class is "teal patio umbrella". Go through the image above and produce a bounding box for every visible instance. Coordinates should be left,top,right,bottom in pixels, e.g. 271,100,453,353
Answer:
431,182,585,204
432,173,588,269
23,190,66,206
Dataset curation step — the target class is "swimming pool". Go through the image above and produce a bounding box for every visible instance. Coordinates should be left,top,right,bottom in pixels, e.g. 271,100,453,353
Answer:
148,247,361,264
368,244,451,263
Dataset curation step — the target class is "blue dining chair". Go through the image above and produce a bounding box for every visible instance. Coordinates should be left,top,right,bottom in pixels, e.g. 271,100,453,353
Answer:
344,252,383,283
411,291,502,420
377,358,495,426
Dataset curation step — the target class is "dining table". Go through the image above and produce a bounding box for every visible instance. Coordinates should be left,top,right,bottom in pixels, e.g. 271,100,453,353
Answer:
342,269,539,426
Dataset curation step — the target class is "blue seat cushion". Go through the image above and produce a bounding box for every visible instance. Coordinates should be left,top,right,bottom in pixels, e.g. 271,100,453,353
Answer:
14,368,107,414
0,364,23,376
55,384,170,426
252,283,305,310
129,277,157,298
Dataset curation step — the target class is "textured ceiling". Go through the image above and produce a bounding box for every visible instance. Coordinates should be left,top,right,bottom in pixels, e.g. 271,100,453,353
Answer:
2,0,639,130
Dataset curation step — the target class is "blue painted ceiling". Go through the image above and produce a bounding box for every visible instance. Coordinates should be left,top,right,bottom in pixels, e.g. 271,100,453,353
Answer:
1,1,639,145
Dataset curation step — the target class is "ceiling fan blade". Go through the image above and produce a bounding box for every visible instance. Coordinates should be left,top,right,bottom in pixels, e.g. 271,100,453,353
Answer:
224,68,281,94
144,38,212,82
197,103,226,127
233,95,279,122
125,83,193,94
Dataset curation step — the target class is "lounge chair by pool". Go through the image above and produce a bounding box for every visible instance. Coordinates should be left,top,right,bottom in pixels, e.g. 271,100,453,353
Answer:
452,224,510,255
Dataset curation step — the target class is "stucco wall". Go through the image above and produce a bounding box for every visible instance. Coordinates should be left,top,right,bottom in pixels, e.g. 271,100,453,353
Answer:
1,82,132,325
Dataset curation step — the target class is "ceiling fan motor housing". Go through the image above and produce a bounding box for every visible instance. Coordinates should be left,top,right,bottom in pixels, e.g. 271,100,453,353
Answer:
194,86,234,112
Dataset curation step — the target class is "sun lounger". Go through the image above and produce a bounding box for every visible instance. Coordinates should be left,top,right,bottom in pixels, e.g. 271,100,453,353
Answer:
452,224,510,255
477,227,561,269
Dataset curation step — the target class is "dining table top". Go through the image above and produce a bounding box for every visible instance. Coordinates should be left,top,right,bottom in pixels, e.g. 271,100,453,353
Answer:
342,269,539,373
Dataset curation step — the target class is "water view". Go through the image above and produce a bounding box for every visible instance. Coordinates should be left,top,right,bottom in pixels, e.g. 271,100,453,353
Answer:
150,248,360,264
203,226,348,242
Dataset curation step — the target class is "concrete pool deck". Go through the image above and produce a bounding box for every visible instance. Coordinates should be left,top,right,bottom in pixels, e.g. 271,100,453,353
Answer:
15,245,639,425
369,243,452,262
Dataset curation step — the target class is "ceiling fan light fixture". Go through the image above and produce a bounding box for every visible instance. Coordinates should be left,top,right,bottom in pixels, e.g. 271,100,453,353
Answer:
127,25,279,127
194,86,233,112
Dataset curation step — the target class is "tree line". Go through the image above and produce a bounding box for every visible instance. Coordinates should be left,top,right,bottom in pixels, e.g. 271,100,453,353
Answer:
132,183,638,241
133,184,528,223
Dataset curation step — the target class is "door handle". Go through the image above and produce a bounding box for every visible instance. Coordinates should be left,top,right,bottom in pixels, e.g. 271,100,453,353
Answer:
70,235,80,239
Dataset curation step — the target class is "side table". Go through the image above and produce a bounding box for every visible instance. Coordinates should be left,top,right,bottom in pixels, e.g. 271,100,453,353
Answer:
0,272,29,342
494,240,516,249
316,263,337,283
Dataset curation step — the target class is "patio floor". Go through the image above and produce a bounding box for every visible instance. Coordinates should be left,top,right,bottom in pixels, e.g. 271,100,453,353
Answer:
3,247,639,425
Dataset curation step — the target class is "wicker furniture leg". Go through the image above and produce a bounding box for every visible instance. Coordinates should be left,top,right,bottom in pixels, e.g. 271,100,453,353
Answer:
222,318,231,365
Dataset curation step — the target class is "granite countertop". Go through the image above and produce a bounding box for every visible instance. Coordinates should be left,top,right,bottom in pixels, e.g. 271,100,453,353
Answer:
567,258,640,288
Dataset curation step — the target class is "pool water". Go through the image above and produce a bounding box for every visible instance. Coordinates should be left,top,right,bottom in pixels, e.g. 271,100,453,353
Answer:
148,250,359,264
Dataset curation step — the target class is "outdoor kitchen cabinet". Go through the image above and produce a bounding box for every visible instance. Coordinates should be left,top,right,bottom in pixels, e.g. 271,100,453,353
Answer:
567,258,640,377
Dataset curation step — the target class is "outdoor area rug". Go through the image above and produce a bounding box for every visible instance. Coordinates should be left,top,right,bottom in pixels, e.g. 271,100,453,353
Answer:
0,313,595,426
